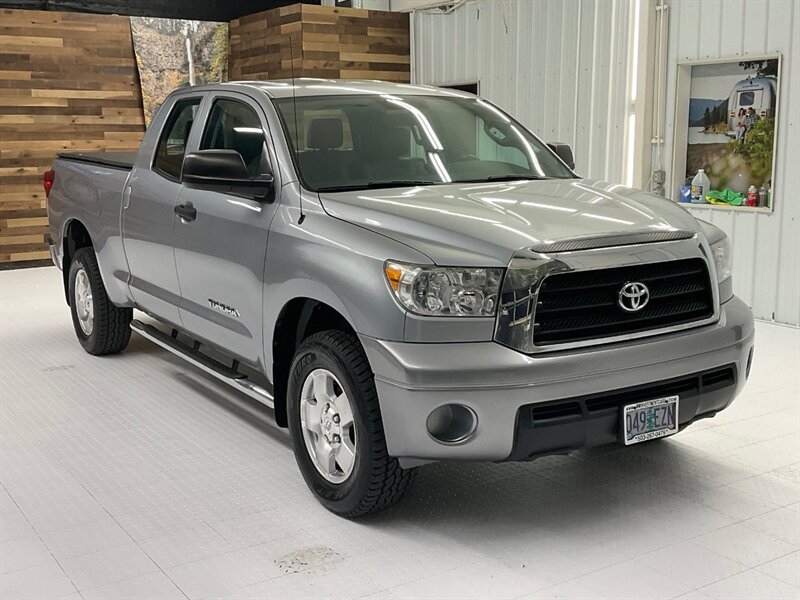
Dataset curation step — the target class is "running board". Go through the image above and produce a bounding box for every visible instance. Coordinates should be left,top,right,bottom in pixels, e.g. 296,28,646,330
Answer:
130,320,274,410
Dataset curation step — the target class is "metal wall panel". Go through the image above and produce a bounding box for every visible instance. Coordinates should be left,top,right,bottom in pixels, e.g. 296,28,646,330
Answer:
412,0,632,182
413,0,798,325
661,0,799,325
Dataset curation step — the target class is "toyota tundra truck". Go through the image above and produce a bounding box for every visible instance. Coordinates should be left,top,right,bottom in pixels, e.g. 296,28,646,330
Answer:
46,80,755,517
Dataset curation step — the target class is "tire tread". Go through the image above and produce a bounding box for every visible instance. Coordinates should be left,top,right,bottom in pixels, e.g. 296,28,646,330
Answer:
70,247,131,355
294,330,416,518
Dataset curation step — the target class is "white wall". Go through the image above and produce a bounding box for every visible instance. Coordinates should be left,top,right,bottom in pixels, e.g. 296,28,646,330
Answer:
661,0,799,325
412,0,633,182
411,0,799,325
358,0,454,9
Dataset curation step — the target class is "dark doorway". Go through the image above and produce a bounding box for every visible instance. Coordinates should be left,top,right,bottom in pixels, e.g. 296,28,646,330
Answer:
441,82,479,95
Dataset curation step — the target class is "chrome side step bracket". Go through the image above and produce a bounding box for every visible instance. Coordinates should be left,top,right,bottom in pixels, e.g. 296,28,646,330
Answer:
130,319,275,410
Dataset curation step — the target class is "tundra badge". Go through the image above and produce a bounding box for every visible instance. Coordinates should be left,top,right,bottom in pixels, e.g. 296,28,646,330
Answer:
208,299,240,318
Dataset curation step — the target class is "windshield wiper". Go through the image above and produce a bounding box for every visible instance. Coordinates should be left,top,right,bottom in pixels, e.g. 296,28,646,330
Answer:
316,180,441,192
456,175,551,183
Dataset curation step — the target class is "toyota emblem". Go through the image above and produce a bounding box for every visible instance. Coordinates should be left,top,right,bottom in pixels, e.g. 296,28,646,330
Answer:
618,282,650,312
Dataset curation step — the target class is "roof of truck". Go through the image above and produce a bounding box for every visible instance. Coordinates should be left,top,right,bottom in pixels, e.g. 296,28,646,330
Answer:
183,79,476,99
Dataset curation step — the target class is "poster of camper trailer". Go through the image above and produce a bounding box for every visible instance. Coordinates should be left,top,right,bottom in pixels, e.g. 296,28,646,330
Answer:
684,56,780,209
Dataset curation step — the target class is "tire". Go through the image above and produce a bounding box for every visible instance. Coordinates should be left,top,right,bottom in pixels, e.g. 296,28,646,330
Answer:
68,247,132,355
287,330,416,518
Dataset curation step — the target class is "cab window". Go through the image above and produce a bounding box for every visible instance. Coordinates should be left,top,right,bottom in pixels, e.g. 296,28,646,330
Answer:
201,98,269,178
153,98,201,179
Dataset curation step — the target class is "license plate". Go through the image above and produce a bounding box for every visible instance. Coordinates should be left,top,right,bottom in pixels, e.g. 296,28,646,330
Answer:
623,396,679,445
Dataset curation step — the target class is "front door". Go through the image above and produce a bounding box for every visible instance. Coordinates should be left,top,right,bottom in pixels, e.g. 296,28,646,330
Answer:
122,95,202,326
172,93,280,367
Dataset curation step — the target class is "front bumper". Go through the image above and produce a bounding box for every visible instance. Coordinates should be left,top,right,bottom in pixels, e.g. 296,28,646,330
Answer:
360,295,754,466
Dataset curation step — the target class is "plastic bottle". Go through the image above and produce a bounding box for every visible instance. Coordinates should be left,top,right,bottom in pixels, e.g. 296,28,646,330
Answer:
691,169,710,204
747,185,758,207
758,184,768,207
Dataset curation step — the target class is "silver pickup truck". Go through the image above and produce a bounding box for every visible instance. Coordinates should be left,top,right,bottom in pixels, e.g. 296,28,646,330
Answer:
46,80,754,517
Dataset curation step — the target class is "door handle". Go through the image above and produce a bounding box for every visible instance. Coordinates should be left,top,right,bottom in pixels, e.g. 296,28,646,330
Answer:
174,201,197,223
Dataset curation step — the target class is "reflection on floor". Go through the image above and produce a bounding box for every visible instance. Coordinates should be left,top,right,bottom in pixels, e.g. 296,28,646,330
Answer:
1,267,798,599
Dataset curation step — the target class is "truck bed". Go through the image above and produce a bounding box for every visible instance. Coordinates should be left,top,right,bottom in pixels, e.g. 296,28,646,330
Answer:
58,151,137,170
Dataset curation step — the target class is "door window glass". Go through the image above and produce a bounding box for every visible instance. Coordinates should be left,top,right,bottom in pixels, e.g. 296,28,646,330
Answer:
201,98,269,178
153,98,201,179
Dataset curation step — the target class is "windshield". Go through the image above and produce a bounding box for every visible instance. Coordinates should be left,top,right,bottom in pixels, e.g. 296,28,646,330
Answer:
273,94,575,192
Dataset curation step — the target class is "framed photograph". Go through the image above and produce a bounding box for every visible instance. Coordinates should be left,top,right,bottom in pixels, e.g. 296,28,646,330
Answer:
671,53,781,212
130,18,229,127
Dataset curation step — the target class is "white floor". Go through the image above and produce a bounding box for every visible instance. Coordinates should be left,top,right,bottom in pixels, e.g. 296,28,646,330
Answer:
1,267,798,600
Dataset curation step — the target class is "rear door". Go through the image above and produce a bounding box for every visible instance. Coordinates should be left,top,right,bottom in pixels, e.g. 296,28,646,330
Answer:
122,95,203,326
172,92,280,366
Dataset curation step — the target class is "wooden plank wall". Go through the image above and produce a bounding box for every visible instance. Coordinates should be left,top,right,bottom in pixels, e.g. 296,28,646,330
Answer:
0,9,145,267
228,4,303,81
0,4,406,267
229,4,410,82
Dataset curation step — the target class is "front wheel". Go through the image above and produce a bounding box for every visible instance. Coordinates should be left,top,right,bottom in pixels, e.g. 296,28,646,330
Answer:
68,247,132,355
287,330,416,517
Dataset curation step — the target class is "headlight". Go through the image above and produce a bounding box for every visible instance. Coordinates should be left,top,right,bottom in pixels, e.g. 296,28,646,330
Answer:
710,236,732,283
384,262,503,317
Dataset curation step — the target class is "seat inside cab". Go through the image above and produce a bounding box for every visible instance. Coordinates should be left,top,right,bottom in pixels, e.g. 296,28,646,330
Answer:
297,117,434,189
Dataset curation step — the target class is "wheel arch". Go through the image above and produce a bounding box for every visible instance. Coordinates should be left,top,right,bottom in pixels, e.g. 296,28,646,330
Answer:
61,218,94,304
271,297,358,427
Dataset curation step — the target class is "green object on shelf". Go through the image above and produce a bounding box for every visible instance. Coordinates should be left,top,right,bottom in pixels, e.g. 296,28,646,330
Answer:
706,188,744,206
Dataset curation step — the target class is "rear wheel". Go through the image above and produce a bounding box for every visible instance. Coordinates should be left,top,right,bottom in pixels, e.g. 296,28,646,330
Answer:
287,330,416,517
68,247,132,355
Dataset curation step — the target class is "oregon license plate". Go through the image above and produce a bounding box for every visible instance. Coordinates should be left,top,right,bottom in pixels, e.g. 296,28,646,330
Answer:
623,396,679,445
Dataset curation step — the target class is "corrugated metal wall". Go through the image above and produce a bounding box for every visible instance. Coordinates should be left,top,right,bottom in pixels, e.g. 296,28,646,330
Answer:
412,0,632,182
661,0,799,325
413,0,799,325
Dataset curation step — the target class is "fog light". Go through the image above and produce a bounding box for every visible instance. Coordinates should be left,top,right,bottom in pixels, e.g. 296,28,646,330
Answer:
426,404,477,444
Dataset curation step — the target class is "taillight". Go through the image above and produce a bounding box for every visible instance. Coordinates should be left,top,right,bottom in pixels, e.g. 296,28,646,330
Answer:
43,169,55,197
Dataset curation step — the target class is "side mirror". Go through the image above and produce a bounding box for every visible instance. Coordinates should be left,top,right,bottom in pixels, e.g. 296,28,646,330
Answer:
547,143,575,171
181,150,273,199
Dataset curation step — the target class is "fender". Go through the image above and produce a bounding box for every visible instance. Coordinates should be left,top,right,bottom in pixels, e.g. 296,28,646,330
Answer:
264,278,358,381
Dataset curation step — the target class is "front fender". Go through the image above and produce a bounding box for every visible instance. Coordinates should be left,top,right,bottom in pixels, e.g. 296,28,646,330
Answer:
262,198,430,378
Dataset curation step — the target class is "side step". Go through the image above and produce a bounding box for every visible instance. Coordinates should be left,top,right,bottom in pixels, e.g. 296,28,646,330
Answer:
130,320,274,410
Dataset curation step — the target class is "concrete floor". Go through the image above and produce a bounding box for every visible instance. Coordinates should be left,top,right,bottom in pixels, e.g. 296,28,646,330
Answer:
1,266,798,600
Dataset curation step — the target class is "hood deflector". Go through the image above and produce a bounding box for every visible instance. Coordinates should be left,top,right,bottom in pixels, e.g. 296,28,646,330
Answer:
526,230,696,254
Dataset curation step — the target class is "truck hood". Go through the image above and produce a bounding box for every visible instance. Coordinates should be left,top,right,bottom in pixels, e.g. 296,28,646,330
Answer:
318,178,702,265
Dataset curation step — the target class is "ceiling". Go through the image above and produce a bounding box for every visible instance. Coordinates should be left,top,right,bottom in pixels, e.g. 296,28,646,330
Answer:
0,0,321,21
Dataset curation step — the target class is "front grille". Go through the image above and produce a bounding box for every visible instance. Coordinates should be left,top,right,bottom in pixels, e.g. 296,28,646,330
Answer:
584,375,699,413
527,364,736,423
533,258,714,346
507,364,739,461
530,401,582,423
